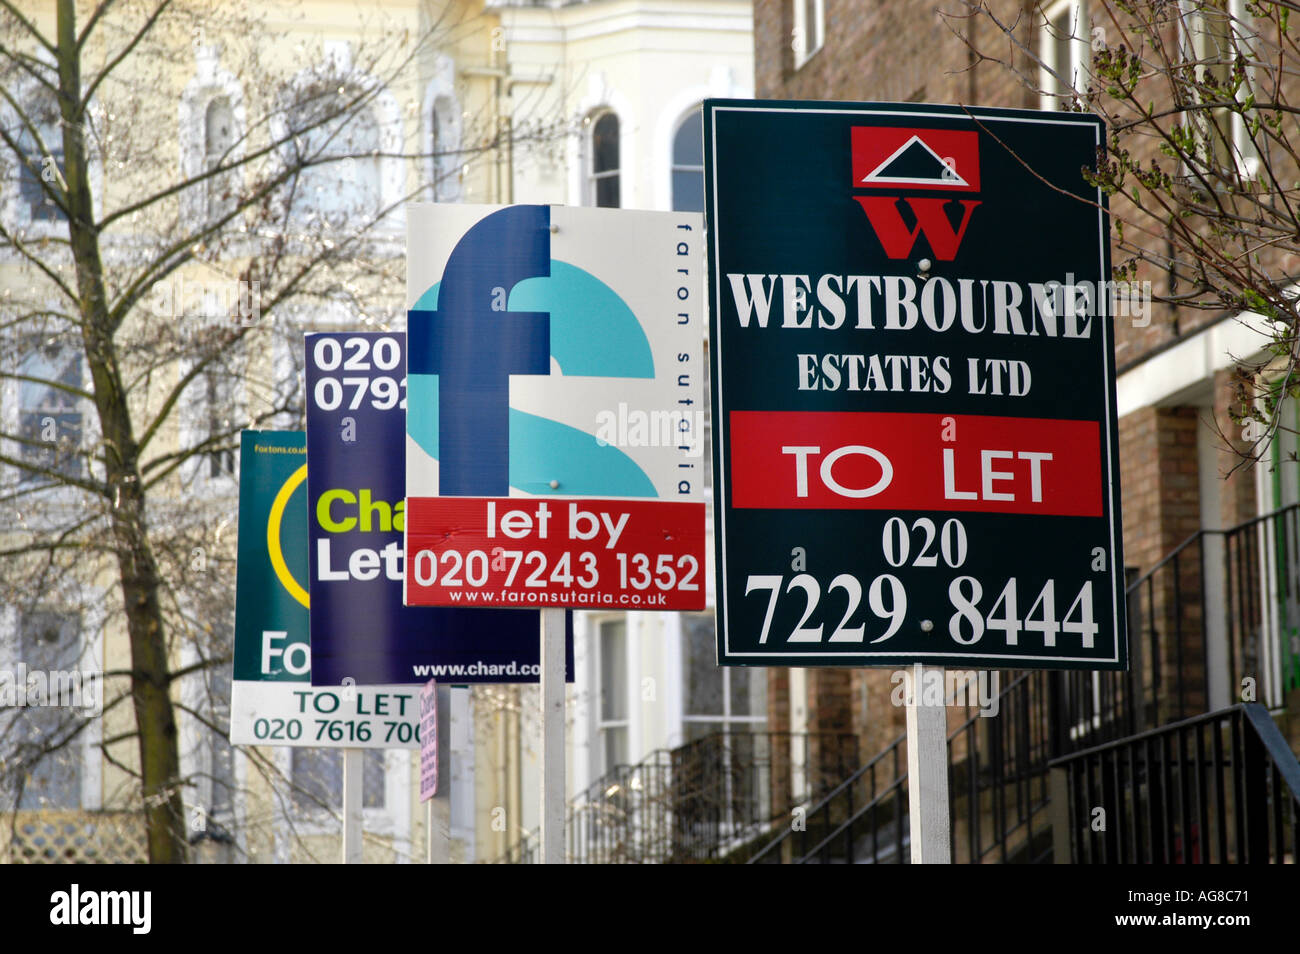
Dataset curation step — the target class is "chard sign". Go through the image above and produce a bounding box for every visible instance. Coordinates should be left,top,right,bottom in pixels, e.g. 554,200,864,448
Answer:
703,99,1127,671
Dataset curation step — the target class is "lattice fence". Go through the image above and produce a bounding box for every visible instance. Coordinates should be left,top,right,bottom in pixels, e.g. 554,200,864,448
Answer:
1,811,148,863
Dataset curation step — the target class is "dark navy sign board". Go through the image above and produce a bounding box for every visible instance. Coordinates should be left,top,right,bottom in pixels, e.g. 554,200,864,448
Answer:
704,99,1127,671
305,331,572,686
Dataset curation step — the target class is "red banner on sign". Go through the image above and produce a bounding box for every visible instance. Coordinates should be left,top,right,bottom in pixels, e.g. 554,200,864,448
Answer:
406,497,707,610
728,411,1103,516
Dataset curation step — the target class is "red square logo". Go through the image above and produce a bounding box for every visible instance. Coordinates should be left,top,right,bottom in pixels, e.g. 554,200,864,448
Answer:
851,127,980,192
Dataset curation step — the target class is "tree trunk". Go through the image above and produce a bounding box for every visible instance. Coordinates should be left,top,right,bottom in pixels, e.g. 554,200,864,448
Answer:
56,0,187,864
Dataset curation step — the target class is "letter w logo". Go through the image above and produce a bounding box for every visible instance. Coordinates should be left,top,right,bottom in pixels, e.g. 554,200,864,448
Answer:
854,197,981,261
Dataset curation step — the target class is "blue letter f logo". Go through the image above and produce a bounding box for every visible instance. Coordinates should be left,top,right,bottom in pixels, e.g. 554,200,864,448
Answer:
408,206,552,495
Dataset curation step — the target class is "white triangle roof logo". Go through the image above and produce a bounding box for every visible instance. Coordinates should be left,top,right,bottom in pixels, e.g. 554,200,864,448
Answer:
861,134,970,188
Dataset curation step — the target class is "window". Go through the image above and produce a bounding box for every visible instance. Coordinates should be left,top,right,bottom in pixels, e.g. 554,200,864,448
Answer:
18,336,83,482
430,95,461,202
290,748,386,812
595,618,629,772
203,96,236,221
1179,0,1259,180
1038,1,1090,108
289,89,383,223
14,95,64,225
431,107,444,198
681,614,765,742
671,109,704,213
792,0,825,69
587,111,620,208
180,47,245,225
11,611,83,809
205,364,236,478
204,661,235,822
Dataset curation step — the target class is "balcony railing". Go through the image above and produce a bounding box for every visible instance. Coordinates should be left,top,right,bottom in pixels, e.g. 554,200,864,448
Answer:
492,730,857,864
1050,703,1300,863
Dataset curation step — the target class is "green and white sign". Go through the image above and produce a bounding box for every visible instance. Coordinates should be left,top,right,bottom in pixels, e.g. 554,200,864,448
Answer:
231,430,421,748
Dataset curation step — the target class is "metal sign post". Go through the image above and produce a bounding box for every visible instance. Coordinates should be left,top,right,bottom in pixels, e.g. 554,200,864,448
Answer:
905,664,951,863
342,747,363,864
426,684,451,864
402,204,708,864
540,608,566,864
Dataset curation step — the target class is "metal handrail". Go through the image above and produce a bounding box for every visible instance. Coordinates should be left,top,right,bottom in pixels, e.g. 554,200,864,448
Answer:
491,729,856,864
746,729,906,863
1122,501,1300,597
1049,703,1300,863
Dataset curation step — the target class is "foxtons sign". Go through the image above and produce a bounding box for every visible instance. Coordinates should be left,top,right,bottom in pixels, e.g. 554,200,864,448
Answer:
704,100,1126,670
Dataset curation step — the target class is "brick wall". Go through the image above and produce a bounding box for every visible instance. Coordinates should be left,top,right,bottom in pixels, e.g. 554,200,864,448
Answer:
751,0,1282,771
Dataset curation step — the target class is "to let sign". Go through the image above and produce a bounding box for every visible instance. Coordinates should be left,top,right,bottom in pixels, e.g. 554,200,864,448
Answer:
704,99,1127,670
403,204,707,611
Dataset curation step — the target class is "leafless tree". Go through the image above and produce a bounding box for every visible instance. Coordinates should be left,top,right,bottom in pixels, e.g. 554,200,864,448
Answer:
0,0,567,862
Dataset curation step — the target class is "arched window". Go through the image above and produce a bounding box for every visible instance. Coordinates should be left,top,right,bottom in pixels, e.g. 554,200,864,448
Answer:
289,89,383,223
204,96,235,220
672,108,704,212
431,107,442,193
588,111,620,208
430,95,461,201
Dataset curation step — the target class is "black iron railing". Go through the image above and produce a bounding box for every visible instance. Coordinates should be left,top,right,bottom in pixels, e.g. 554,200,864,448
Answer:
1050,703,1300,863
750,671,1058,864
748,730,907,864
491,730,856,864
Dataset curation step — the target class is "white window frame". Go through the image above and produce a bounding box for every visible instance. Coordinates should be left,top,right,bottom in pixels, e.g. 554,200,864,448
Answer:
271,745,411,858
0,49,102,249
0,590,106,813
592,615,632,775
1039,1,1091,110
274,49,406,235
670,107,705,213
584,109,621,209
1,319,99,507
179,45,247,227
792,0,826,70
424,55,463,203
1178,0,1260,181
679,612,765,741
177,616,241,855
177,332,248,494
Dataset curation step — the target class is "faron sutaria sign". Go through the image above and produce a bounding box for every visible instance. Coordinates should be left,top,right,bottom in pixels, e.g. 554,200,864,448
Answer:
403,203,707,612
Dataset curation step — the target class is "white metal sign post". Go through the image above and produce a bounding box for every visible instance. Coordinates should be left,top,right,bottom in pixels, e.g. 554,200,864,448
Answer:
905,664,951,863
423,684,451,864
342,748,363,864
541,609,566,864
404,204,708,864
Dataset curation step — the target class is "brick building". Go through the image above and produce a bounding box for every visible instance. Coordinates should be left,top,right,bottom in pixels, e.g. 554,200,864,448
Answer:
749,0,1298,772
